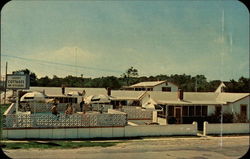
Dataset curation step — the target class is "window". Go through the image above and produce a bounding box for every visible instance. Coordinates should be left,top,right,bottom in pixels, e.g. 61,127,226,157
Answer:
162,87,171,92
195,106,201,116
121,100,127,105
69,98,77,103
58,98,61,103
63,98,68,103
168,106,174,116
189,106,194,116
24,97,34,99
241,105,247,117
202,106,208,116
182,106,188,116
147,88,153,91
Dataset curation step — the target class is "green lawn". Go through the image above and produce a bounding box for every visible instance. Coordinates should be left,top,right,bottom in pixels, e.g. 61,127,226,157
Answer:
1,141,123,149
1,104,10,116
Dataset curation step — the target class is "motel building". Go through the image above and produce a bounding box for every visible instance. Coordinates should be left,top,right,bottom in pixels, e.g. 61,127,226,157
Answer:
123,80,179,92
108,90,147,109
141,90,250,129
2,74,249,139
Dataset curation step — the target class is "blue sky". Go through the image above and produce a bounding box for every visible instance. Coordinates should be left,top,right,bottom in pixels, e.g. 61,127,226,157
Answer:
1,0,249,81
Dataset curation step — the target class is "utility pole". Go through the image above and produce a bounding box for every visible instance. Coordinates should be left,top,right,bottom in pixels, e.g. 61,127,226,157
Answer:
4,62,8,104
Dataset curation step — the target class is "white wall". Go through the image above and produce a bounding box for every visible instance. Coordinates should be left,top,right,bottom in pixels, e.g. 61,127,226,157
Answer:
152,111,157,122
141,93,151,106
167,82,178,92
207,96,249,120
157,117,167,125
207,105,215,115
2,122,198,139
152,82,178,92
215,83,226,93
203,122,250,135
227,96,250,120
124,123,197,137
152,83,165,91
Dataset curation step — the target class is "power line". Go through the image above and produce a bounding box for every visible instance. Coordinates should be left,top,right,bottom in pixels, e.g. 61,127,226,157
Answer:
1,56,97,77
2,54,122,74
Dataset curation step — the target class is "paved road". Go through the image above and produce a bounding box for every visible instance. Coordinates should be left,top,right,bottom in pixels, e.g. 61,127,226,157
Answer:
3,136,249,159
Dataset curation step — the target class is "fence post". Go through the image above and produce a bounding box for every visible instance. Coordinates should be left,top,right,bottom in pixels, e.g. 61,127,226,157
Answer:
203,121,208,136
152,111,157,122
192,121,198,135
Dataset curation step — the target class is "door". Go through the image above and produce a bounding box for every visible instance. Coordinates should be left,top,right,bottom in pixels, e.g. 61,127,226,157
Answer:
240,105,247,118
174,107,182,124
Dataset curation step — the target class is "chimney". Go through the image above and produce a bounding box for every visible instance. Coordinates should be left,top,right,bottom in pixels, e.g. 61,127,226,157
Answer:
107,87,111,96
62,86,65,95
178,89,183,100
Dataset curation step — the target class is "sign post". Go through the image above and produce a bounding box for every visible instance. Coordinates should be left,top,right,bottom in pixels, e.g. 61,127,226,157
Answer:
6,74,30,114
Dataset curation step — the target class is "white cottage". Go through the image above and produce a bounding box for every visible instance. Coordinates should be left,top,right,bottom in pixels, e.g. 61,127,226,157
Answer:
109,90,147,108
126,81,179,92
141,91,250,124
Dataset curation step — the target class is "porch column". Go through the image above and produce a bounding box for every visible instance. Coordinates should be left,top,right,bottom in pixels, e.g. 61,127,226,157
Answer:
165,105,168,124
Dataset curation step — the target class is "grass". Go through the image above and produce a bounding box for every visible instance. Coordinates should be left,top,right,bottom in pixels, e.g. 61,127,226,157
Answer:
0,104,10,128
1,104,10,116
0,141,123,149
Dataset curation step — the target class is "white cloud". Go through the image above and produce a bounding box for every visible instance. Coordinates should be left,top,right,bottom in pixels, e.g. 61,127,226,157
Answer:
15,46,99,77
27,46,96,64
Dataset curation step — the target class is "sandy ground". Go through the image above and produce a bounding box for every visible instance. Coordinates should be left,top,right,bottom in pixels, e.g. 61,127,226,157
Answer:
2,135,249,159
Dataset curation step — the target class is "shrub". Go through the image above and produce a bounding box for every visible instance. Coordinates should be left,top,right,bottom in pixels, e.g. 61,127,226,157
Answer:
207,113,220,123
207,112,234,123
233,113,249,123
222,112,234,123
167,117,176,124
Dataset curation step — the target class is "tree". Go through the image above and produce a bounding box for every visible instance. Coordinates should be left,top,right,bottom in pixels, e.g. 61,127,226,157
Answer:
104,76,121,89
224,77,250,93
37,76,50,86
122,67,139,86
194,75,208,92
49,75,62,87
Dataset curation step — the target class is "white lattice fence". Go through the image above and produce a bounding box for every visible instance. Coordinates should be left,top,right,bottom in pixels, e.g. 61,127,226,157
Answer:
3,112,127,128
122,107,153,120
122,106,141,109
91,104,113,112
27,103,81,113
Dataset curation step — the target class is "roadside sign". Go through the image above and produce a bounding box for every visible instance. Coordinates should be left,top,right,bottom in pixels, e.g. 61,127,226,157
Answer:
6,74,30,89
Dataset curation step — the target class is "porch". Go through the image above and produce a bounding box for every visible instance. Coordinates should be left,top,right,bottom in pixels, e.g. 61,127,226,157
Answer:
157,105,210,130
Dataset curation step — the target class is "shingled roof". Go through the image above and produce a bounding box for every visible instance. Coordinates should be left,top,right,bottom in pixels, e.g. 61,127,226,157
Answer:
147,92,249,105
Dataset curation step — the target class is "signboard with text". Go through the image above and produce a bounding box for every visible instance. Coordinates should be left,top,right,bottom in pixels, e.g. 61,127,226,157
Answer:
6,74,30,89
